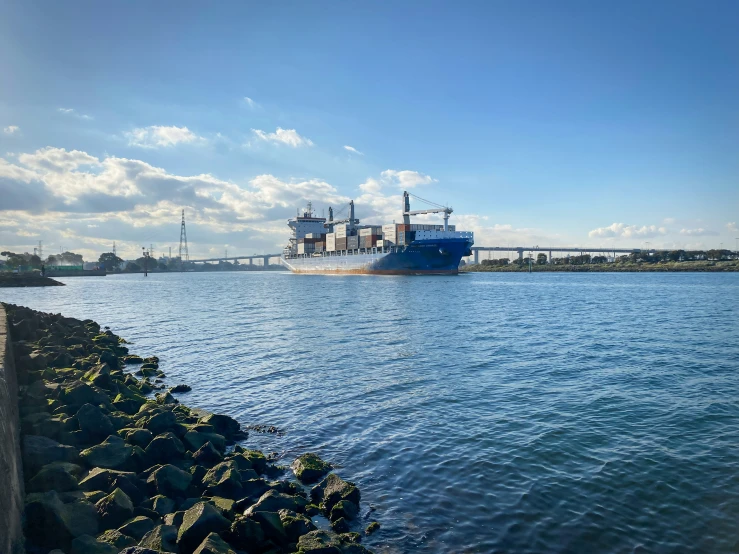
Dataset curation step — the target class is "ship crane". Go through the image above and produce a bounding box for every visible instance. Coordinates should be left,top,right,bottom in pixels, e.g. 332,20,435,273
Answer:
402,191,453,231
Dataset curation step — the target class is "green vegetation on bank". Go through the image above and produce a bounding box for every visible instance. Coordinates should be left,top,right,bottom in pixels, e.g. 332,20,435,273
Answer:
464,259,739,272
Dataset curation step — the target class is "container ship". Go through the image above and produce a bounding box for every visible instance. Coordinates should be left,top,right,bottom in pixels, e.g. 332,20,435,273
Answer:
280,191,473,275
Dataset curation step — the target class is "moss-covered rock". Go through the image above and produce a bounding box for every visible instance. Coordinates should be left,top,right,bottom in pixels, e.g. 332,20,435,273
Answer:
117,516,155,541
24,490,100,550
184,431,226,453
177,502,231,554
311,474,360,513
329,499,358,522
97,528,137,549
245,490,307,515
139,524,178,552
145,432,185,464
146,464,193,498
80,436,133,470
291,453,331,484
227,516,265,550
199,413,240,438
192,532,237,554
76,403,115,440
192,441,223,466
364,521,380,535
70,534,119,554
27,462,80,493
296,530,343,554
95,488,134,530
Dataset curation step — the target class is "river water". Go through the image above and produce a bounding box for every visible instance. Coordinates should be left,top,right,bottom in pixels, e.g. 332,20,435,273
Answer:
3,271,739,553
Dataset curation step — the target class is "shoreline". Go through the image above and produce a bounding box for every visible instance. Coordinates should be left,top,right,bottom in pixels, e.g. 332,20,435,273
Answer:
3,302,377,554
0,275,65,287
462,261,739,273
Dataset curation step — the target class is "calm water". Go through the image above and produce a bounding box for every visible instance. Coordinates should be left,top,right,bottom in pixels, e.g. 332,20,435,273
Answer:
3,272,739,553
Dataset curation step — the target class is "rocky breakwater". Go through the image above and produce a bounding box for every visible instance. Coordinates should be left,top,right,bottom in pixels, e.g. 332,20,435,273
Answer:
4,303,380,554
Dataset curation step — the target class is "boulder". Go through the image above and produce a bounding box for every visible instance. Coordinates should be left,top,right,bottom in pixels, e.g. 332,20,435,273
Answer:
155,391,178,405
122,355,144,364
237,450,266,474
279,511,316,543
228,516,265,551
238,479,270,503
62,382,110,410
95,488,135,530
147,464,193,498
170,384,192,393
163,510,185,528
247,511,287,546
331,517,349,534
139,524,178,552
341,545,373,554
24,491,99,550
209,496,236,519
79,468,135,492
118,516,156,541
76,404,115,440
192,532,237,554
192,441,223,466
144,494,176,516
27,463,80,493
111,474,148,506
310,474,360,513
177,502,231,554
80,436,133,470
291,453,331,484
145,432,185,464
184,431,226,453
124,428,154,448
364,521,380,535
119,549,159,554
199,413,240,437
70,534,119,554
23,435,79,473
202,462,243,499
98,528,137,549
329,499,358,522
145,411,178,435
245,490,307,515
296,530,343,554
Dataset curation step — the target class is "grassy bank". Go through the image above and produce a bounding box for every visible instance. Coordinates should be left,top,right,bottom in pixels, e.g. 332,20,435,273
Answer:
462,261,739,272
5,303,377,554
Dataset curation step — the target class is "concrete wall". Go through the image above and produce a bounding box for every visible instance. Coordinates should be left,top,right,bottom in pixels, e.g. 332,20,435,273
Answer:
0,304,25,554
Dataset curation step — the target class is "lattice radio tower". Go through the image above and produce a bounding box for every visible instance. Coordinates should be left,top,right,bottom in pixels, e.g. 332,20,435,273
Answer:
178,209,189,271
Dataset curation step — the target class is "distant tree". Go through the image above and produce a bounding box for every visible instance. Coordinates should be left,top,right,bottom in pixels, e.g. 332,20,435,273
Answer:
536,253,547,265
27,254,42,269
592,255,608,264
59,251,84,265
98,252,124,272
158,262,168,271
125,262,141,272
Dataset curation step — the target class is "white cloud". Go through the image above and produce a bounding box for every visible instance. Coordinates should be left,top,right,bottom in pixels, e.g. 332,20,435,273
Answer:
727,222,738,233
380,169,435,189
588,223,667,239
16,229,39,237
4,125,19,134
679,228,718,236
126,125,201,148
58,108,92,120
251,127,313,147
0,145,349,258
243,96,259,109
343,145,363,155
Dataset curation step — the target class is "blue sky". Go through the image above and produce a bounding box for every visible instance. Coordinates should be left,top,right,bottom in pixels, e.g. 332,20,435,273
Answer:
1,0,737,260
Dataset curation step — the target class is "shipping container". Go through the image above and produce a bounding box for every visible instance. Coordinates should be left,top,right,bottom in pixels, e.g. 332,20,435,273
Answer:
382,224,396,235
347,236,359,249
377,239,384,248
359,226,382,237
336,237,348,250
335,224,349,238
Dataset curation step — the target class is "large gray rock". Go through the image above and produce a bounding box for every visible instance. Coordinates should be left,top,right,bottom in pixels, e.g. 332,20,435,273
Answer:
279,510,316,543
192,532,236,554
146,464,193,498
97,528,137,549
184,430,226,453
23,435,79,473
291,453,331,484
70,534,119,554
62,382,111,410
244,490,307,515
228,516,265,551
296,530,343,554
27,463,80,493
199,414,240,437
329,499,358,522
95,488,135,530
201,462,243,499
145,432,185,464
192,441,223,466
79,467,135,492
76,404,116,440
246,511,287,547
310,473,360,513
124,428,154,448
80,436,133,470
143,494,176,516
139,524,178,552
117,516,155,541
145,411,178,435
177,501,231,554
24,490,99,550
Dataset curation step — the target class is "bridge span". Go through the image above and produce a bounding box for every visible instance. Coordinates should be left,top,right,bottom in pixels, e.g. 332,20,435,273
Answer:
188,254,283,266
471,246,643,264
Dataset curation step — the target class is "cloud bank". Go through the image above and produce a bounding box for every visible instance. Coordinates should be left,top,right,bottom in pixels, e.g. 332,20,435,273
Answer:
251,127,313,147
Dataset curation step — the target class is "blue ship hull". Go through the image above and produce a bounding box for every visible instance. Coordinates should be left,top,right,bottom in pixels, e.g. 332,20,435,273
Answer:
282,238,472,275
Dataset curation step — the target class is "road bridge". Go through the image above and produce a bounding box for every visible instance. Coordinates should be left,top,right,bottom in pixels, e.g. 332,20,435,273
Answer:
471,246,643,264
188,254,283,266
